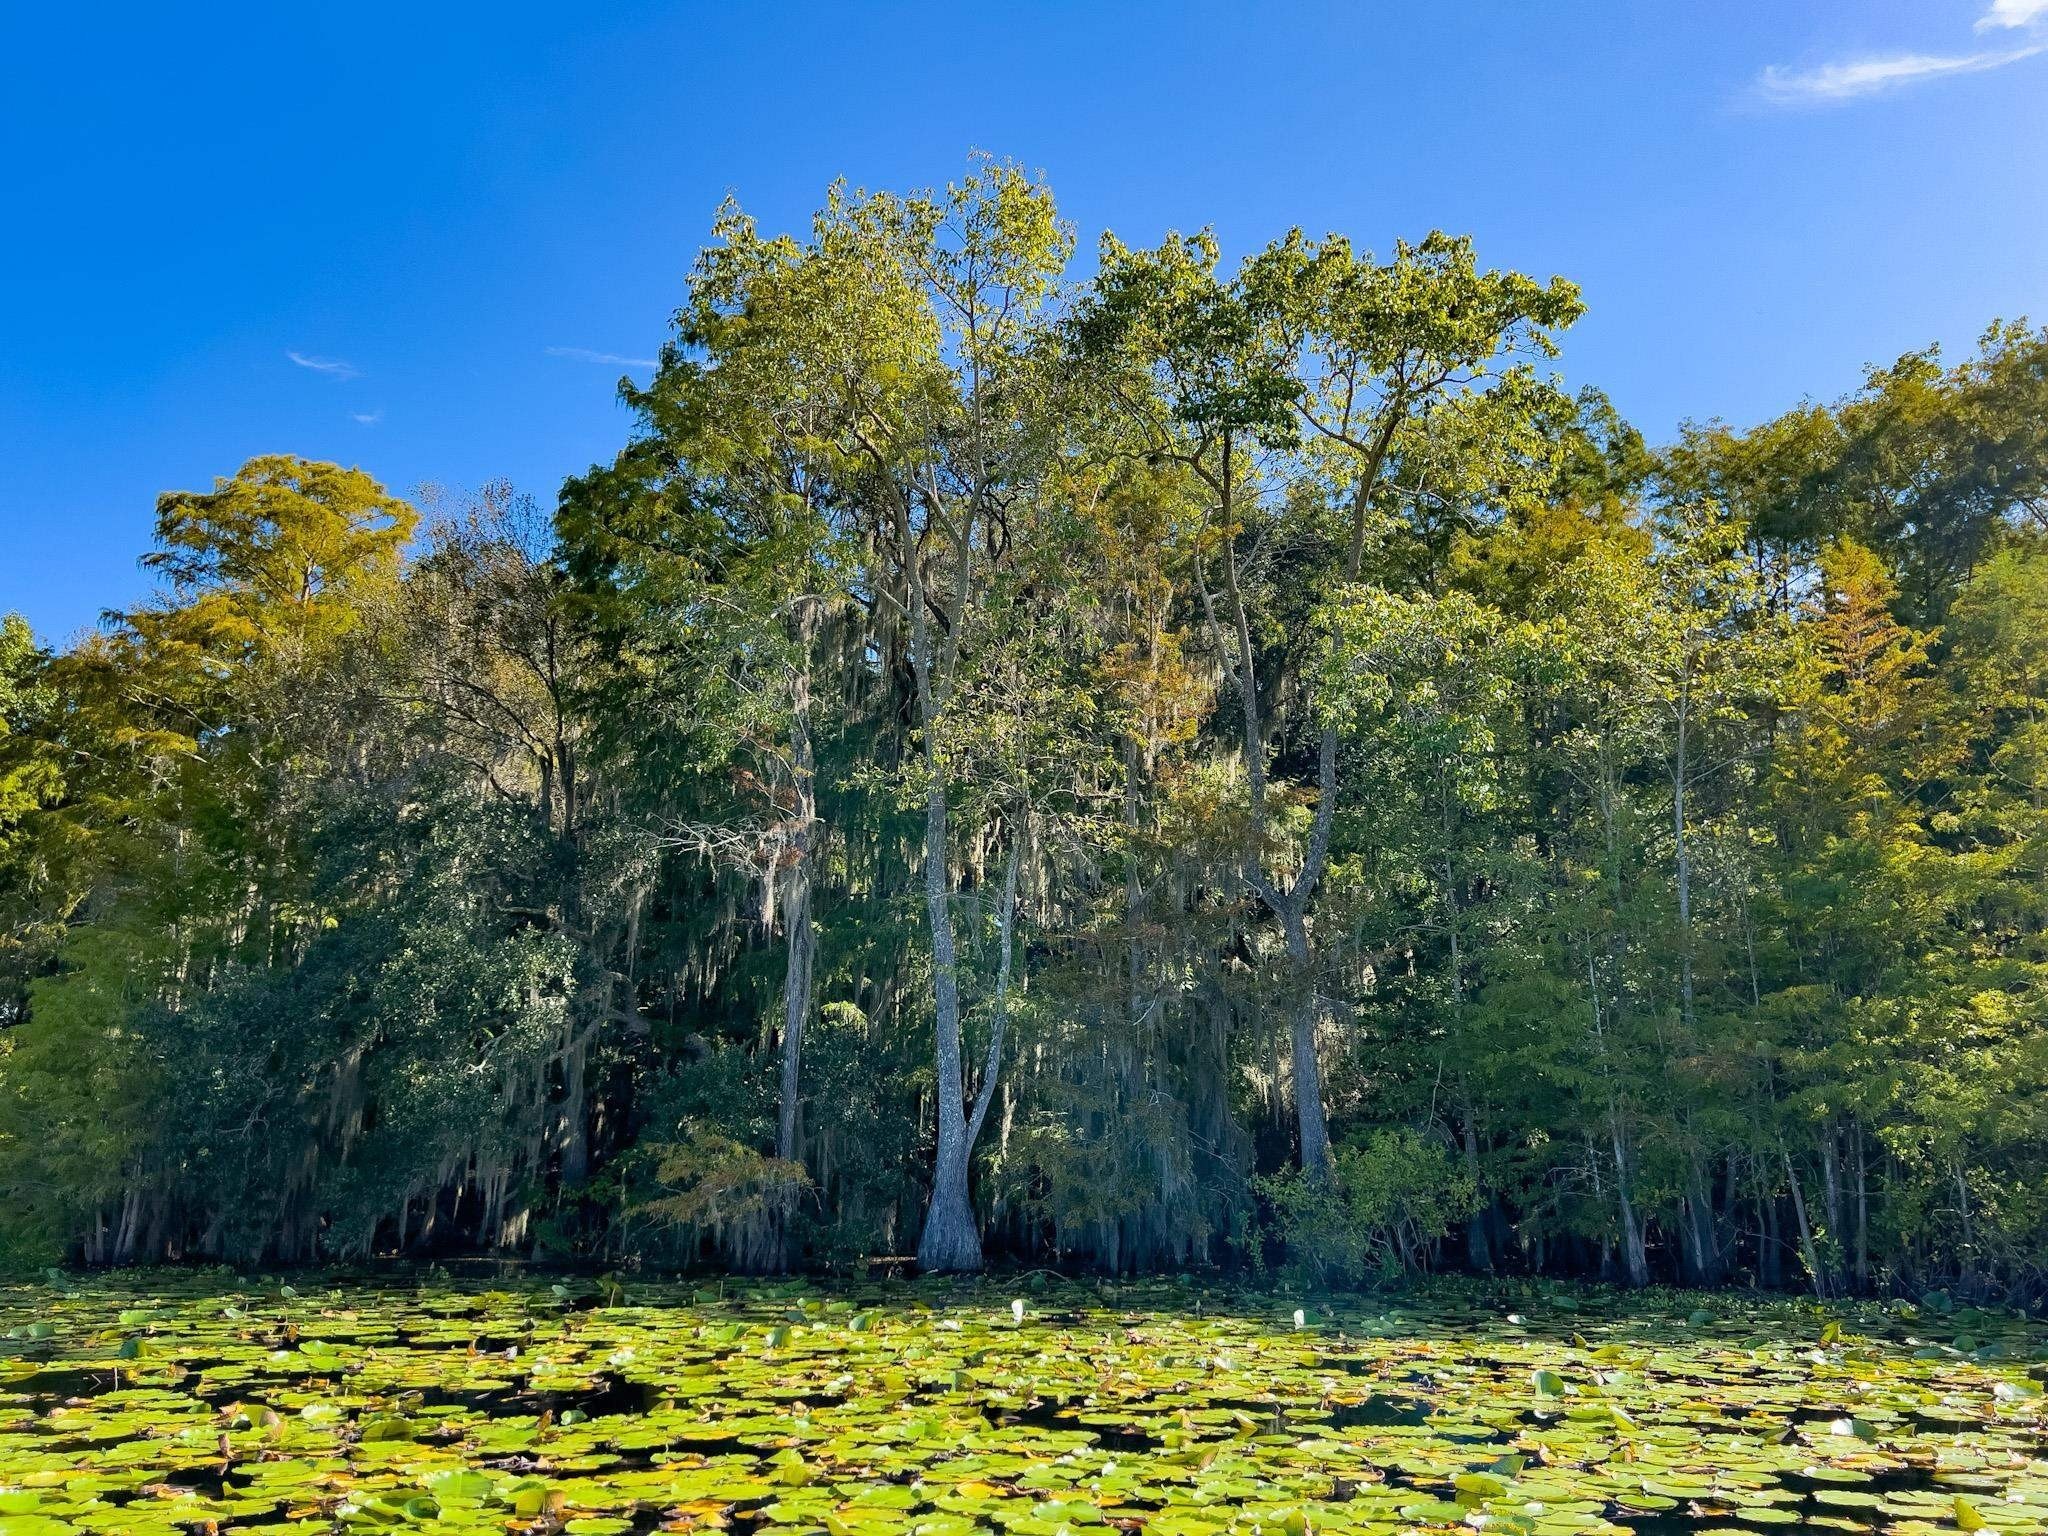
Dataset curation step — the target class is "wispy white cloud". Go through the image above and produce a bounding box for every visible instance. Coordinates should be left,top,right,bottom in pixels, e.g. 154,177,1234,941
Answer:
350,410,383,426
546,345,658,369
1978,0,2048,31
1755,43,2041,103
286,350,361,380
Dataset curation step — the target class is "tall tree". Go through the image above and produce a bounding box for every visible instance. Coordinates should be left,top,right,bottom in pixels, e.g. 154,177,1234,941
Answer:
1076,228,1579,1178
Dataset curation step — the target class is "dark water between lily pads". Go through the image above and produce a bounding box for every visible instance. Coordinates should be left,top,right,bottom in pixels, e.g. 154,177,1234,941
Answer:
0,1276,2042,1536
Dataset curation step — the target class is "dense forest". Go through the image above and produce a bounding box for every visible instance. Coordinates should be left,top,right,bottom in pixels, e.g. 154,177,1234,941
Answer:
2,166,2045,1298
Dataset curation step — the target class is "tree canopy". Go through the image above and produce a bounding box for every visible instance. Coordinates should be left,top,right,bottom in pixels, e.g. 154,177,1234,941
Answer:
3,167,2045,1297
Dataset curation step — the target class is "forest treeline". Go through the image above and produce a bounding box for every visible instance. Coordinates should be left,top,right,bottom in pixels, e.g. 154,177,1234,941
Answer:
2,166,2045,1296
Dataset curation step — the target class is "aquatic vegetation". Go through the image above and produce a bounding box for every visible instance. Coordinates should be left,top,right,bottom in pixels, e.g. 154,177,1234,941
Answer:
0,1276,2042,1536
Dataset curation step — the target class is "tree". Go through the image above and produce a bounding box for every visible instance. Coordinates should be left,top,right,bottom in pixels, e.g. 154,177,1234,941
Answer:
560,250,855,1261
12,174,2048,1299
1075,227,1580,1180
0,615,60,1028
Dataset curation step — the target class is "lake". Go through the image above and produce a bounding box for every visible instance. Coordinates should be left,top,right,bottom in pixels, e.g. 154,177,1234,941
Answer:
1,1276,2042,1535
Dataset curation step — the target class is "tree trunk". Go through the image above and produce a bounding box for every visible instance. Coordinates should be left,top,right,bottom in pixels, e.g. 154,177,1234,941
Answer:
916,778,980,1273
1681,1157,1722,1285
1282,907,1333,1181
916,807,1021,1273
1586,935,1645,1286
1760,1178,1784,1289
1463,1119,1492,1272
769,842,815,1275
1821,1133,1844,1293
1853,1126,1869,1293
1612,1117,1650,1288
775,695,818,1170
919,1138,979,1273
1785,1150,1827,1298
1672,701,1695,1033
775,864,814,1166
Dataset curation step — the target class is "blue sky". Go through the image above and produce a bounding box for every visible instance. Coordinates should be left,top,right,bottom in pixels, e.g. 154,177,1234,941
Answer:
4,0,2045,643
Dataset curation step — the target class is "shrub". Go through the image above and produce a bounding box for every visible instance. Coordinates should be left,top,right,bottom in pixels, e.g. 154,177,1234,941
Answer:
1257,1127,1477,1286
